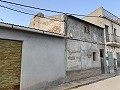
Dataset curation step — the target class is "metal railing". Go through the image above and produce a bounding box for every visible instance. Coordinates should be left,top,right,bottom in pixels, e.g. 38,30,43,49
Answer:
103,9,120,24
106,34,120,43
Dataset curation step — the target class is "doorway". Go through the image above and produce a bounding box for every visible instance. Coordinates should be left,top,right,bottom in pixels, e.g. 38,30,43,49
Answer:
100,49,105,74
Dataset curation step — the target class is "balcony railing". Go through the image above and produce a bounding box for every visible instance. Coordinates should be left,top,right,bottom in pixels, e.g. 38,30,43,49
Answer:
106,34,120,46
103,9,120,24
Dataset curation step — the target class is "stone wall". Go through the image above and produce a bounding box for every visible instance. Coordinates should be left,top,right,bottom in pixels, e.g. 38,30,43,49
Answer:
66,16,104,71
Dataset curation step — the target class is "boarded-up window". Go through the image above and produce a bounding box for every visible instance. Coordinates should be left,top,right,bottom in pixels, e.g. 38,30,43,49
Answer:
84,25,90,34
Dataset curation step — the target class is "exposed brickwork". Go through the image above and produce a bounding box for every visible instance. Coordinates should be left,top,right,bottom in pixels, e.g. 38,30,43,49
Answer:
0,39,22,90
64,68,102,83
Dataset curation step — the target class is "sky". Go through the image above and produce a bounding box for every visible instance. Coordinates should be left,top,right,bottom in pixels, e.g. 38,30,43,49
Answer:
0,0,120,27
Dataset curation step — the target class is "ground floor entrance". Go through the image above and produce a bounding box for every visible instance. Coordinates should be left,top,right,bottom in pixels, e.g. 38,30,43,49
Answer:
0,39,22,90
117,52,120,70
107,51,120,73
100,49,105,74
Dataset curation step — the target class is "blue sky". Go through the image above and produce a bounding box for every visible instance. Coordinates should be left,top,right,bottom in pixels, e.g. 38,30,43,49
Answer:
0,0,120,26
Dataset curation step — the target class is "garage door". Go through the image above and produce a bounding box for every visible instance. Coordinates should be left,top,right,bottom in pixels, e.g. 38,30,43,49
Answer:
0,39,22,90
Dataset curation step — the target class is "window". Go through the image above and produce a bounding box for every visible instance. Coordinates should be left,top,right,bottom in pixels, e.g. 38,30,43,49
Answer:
114,28,117,41
101,32,103,36
100,49,104,57
105,25,109,42
114,28,116,35
93,52,96,61
84,25,90,33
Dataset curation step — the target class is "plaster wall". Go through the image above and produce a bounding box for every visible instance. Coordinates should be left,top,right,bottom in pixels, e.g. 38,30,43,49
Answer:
0,27,65,90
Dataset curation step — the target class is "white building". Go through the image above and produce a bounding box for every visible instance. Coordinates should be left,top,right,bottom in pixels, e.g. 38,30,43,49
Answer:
0,22,65,90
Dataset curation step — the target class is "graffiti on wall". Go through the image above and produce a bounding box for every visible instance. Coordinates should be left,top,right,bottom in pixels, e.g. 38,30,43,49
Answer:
67,50,81,61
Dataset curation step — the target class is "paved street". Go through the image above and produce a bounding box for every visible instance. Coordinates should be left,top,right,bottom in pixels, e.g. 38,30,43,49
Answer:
72,75,120,90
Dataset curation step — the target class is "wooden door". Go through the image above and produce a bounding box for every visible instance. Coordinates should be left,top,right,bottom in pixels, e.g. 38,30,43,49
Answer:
0,39,22,90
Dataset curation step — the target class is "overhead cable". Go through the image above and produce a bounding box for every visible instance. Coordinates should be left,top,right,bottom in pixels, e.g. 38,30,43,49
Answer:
0,0,101,18
0,4,64,22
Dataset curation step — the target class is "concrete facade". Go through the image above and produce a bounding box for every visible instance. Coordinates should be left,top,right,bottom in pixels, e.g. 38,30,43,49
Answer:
65,16,105,82
29,14,105,82
0,23,65,90
83,7,120,73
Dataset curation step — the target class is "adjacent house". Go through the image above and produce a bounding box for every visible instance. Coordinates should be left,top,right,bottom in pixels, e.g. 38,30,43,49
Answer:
0,22,65,90
29,13,106,82
83,7,120,73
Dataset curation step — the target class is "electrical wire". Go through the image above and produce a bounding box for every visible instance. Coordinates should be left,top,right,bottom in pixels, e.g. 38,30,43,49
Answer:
7,3,37,14
0,4,34,15
4,3,64,21
0,4,64,22
0,1,63,22
0,0,101,18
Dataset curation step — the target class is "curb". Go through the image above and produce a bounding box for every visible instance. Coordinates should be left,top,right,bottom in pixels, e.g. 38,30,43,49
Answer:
64,74,119,90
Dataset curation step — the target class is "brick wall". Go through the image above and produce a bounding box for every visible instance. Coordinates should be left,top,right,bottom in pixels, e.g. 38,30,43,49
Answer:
0,39,22,89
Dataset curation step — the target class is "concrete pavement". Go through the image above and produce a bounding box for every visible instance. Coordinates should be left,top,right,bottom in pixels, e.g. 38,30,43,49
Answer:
72,75,120,90
44,72,120,90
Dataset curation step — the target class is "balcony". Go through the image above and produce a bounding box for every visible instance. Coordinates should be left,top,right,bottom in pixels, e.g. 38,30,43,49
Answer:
106,34,120,47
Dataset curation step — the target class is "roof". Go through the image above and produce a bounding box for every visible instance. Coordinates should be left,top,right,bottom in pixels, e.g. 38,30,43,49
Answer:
68,15,104,29
0,22,64,38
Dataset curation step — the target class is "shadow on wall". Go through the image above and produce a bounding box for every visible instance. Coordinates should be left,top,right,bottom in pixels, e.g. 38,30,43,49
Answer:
21,77,64,90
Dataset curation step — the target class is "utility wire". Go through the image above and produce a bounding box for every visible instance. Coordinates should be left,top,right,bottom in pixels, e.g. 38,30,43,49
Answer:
0,0,101,18
8,3,37,14
0,4,64,22
3,3,64,21
1,2,62,21
0,4,34,15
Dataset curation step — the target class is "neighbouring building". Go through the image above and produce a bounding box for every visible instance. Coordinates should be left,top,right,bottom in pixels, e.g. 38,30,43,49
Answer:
0,22,65,90
29,13,106,82
29,13,65,35
83,7,120,73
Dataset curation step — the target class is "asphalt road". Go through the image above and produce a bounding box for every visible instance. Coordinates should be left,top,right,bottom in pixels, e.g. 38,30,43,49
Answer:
72,75,120,90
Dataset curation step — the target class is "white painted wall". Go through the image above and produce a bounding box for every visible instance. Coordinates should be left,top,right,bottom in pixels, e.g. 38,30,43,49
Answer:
0,27,65,90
